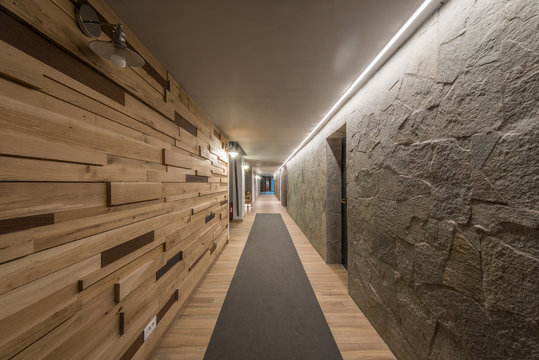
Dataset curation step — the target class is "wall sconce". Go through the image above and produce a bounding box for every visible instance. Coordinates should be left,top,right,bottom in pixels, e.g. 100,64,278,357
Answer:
75,1,145,68
243,165,250,170
227,141,240,158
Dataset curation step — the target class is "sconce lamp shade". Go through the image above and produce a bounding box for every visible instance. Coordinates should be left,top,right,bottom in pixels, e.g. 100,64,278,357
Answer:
88,40,145,68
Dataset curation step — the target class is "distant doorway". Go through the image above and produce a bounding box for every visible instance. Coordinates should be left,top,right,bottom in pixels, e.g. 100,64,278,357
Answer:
340,137,347,269
325,125,347,269
260,176,274,194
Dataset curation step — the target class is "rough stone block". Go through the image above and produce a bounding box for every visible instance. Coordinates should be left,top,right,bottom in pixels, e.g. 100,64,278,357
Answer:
471,132,500,169
438,33,467,83
500,40,539,128
397,176,431,201
374,168,398,200
396,281,437,358
436,64,504,137
416,285,503,359
482,237,539,320
396,240,414,283
371,232,396,266
442,234,483,301
481,130,539,210
413,243,449,285
427,324,467,360
470,170,506,204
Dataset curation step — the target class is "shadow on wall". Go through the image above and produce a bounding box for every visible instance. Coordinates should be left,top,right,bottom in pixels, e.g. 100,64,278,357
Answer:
285,0,539,359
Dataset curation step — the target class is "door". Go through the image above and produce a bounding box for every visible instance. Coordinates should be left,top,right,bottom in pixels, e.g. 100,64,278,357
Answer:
341,139,348,269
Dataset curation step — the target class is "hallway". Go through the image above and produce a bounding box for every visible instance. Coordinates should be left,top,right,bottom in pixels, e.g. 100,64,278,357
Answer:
153,195,395,360
1,0,537,358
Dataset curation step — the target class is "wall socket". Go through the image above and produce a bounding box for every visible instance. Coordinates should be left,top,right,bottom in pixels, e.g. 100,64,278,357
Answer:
143,316,157,341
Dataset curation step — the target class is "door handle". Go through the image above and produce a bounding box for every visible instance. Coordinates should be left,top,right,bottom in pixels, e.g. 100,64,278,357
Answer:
340,198,347,204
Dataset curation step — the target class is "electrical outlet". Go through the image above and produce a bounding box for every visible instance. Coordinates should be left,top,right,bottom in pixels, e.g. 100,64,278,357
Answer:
143,316,157,341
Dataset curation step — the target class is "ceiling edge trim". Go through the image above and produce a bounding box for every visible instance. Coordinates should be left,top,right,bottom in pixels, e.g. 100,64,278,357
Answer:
274,0,447,176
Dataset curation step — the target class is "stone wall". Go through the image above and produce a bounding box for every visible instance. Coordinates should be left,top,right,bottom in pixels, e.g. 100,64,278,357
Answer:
287,137,329,260
286,0,538,358
279,166,288,207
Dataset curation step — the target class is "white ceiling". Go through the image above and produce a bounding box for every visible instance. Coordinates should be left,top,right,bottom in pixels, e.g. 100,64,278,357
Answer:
107,0,423,175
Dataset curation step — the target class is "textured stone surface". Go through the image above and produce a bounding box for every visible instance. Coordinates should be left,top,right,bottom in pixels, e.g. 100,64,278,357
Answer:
482,237,539,319
287,140,327,260
286,0,539,358
481,130,539,210
396,281,437,359
442,234,483,301
427,325,467,360
325,139,343,264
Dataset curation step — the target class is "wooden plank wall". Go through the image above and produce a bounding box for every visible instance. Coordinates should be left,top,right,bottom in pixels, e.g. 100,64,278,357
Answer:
0,1,230,359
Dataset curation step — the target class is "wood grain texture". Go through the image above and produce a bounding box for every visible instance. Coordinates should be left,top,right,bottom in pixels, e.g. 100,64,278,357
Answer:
0,8,125,105
157,289,179,324
101,231,155,267
153,196,396,360
121,332,144,360
108,182,162,206
0,128,107,165
0,0,229,358
0,213,54,235
174,112,198,137
186,175,209,183
156,250,183,281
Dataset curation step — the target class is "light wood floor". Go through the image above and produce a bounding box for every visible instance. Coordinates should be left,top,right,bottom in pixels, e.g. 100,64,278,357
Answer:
152,195,395,360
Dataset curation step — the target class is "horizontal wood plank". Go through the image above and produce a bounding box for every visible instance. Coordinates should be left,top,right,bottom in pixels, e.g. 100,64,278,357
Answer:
0,1,229,358
108,182,162,206
101,231,155,267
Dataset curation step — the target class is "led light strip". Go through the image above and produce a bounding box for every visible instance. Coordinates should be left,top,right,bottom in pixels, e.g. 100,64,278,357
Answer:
274,0,444,176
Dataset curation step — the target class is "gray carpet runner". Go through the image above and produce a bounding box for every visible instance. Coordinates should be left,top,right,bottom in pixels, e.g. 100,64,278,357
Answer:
204,213,343,360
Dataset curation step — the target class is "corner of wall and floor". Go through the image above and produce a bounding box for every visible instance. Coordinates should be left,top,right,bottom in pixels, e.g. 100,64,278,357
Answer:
283,0,539,359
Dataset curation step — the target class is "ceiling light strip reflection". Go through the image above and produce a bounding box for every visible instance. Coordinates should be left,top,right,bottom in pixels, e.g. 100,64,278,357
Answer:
274,0,444,176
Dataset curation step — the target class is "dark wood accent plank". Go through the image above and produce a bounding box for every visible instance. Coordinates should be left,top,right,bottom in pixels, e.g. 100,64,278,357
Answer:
119,332,144,360
0,213,54,235
174,112,197,137
142,63,168,89
101,231,155,267
205,213,215,224
157,289,179,324
155,250,183,281
0,8,125,105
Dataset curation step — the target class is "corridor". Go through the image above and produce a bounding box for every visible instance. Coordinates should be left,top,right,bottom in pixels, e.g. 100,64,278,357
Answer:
1,0,537,359
153,195,395,360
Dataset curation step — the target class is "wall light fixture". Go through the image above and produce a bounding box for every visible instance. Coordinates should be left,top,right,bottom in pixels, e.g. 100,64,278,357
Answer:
228,141,246,159
75,1,145,68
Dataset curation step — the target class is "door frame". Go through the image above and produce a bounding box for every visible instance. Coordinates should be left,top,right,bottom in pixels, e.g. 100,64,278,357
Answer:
325,125,347,267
